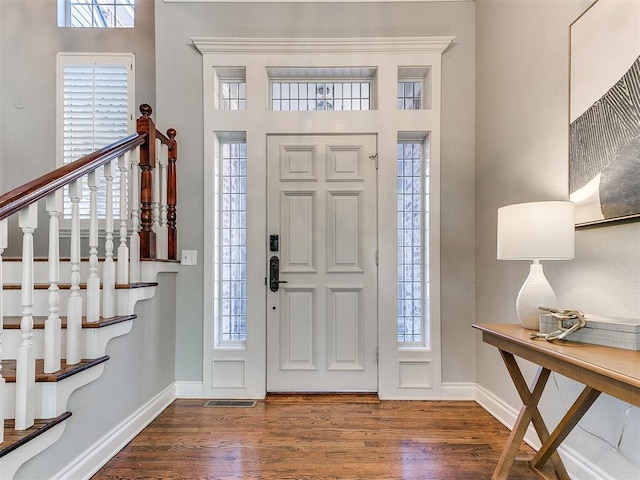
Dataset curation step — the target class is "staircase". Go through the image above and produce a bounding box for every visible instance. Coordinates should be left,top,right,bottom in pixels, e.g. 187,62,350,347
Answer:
0,106,180,479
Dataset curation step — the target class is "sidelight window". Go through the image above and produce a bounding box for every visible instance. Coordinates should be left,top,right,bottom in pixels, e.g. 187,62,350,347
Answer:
397,138,430,346
214,137,247,344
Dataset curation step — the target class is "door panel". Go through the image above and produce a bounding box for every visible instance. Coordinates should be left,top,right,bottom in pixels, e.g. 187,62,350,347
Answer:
267,134,377,392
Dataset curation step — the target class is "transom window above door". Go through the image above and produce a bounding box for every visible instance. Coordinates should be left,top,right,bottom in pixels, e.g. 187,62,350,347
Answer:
268,67,376,111
271,81,371,111
397,67,432,110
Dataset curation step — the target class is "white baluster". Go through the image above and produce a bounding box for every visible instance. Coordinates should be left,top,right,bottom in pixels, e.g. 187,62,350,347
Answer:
152,138,161,252
103,162,116,318
87,171,100,323
67,180,83,365
0,218,7,442
117,152,130,285
44,192,62,373
159,142,169,259
130,146,141,283
15,204,37,431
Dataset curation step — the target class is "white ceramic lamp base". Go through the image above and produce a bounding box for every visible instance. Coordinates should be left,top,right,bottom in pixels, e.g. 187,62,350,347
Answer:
516,261,557,330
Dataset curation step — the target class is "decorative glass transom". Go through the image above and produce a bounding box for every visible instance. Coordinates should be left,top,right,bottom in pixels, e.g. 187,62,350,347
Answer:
271,81,371,111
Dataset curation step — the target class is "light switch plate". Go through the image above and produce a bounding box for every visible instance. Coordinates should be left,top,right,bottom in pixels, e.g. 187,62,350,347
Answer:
181,250,197,265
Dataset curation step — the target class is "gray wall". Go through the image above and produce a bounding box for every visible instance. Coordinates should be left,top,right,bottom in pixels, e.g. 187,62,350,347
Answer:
15,274,177,480
476,0,640,476
153,0,477,383
0,0,156,193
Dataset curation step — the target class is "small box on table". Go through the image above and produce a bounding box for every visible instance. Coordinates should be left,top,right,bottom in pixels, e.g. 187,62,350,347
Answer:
539,314,640,351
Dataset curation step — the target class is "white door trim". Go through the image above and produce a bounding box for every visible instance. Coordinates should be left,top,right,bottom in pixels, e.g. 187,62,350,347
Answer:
196,36,452,399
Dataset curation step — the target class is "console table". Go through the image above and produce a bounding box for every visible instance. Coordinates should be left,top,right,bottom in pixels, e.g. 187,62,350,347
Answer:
473,323,640,480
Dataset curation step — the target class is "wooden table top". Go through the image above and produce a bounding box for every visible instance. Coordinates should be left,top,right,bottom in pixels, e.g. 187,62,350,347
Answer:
473,323,640,406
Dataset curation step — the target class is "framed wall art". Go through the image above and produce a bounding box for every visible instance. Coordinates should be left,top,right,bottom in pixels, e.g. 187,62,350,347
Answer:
569,0,640,226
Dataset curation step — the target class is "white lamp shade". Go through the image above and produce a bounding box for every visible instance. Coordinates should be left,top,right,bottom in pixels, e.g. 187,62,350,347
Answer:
497,201,575,260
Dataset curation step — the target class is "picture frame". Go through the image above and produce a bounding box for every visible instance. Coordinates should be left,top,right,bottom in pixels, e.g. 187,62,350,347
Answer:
569,0,640,226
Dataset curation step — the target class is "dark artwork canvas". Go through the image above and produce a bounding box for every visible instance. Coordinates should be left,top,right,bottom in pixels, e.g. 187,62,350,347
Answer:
569,0,640,226
570,56,640,222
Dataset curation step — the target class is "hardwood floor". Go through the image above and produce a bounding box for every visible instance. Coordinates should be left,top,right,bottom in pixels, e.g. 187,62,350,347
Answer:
93,398,548,480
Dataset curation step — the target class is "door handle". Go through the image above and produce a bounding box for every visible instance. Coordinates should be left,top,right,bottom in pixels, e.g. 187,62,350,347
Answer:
269,255,288,292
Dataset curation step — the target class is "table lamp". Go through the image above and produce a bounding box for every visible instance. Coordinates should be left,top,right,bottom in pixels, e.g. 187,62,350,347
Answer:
497,201,575,330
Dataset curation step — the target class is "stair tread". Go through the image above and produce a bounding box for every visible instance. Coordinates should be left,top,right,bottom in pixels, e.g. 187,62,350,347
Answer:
2,282,158,290
3,315,136,329
1,356,109,383
0,412,72,457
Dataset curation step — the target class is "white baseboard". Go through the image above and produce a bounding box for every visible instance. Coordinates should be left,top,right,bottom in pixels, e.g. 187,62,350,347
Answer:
175,381,204,398
441,382,476,400
474,384,606,480
53,383,176,480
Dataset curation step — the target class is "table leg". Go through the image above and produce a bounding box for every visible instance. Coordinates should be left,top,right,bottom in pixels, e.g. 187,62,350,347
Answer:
493,357,550,480
500,351,571,480
531,386,601,470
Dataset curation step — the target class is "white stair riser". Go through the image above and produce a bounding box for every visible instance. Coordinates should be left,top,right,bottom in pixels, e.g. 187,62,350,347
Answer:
2,284,154,319
1,288,136,317
2,289,92,316
2,261,106,285
1,321,133,360
1,363,106,420
1,329,67,361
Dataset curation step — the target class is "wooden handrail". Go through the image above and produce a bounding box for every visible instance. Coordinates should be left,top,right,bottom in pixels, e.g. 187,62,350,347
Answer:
0,133,146,222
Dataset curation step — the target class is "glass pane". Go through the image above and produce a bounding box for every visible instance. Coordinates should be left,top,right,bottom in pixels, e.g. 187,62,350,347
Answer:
397,142,423,344
398,81,423,111
270,80,372,111
217,141,247,343
68,0,134,28
220,81,247,111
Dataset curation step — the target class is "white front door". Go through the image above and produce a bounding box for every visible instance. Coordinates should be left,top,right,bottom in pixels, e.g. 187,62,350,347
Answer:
266,134,378,392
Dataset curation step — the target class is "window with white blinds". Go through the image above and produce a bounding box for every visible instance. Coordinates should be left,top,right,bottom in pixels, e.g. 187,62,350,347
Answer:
57,53,135,220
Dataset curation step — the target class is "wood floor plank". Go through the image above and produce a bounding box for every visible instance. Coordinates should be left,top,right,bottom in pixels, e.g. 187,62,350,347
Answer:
93,399,549,479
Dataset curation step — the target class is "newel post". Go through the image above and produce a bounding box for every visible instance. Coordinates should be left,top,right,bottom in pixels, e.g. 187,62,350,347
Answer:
137,104,157,259
167,128,178,261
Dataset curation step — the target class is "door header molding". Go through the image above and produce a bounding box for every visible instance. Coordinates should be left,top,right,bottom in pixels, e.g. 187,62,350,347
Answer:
191,36,455,56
